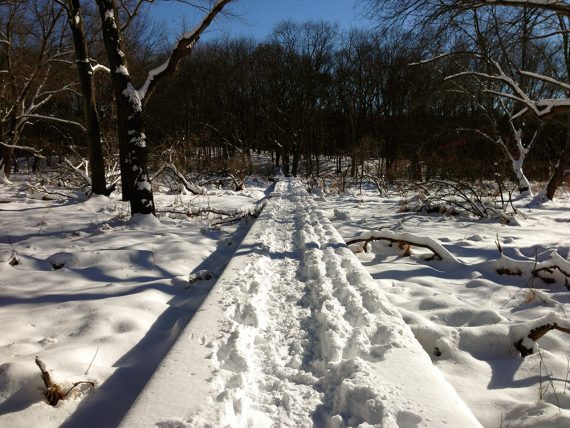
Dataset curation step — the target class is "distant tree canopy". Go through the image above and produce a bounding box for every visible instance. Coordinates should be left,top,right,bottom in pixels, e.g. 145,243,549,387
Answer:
145,18,566,181
2,0,569,193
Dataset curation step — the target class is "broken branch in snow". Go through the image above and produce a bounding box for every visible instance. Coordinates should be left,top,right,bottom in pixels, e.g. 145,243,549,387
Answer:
28,185,75,200
513,317,570,358
64,157,91,186
158,201,266,224
35,356,95,406
1,250,19,266
346,230,458,262
150,163,206,195
187,270,214,288
495,251,570,284
210,201,266,226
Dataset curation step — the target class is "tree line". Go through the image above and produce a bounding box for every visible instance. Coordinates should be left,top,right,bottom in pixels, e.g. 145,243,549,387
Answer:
2,0,570,217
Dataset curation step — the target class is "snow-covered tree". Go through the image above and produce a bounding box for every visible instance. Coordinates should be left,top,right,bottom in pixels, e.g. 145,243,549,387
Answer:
0,0,84,184
94,0,232,216
365,0,570,199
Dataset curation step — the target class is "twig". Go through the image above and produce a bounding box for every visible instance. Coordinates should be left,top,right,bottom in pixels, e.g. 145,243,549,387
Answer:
84,346,99,375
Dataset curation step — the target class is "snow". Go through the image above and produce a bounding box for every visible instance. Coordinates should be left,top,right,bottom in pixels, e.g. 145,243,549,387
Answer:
0,175,266,427
122,83,142,113
324,186,570,427
121,179,480,427
115,65,129,76
2,172,570,427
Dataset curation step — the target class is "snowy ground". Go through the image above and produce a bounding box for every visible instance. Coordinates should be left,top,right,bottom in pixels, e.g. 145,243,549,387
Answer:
1,173,570,427
121,179,479,427
0,174,266,427
324,188,570,427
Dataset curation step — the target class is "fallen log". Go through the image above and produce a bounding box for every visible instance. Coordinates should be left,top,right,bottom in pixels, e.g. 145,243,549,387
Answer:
346,230,458,263
512,317,570,357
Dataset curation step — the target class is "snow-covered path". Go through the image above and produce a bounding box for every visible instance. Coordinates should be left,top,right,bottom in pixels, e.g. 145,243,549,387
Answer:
122,179,482,427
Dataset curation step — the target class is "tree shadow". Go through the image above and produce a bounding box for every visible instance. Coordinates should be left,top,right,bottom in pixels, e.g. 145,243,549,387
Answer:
60,219,253,427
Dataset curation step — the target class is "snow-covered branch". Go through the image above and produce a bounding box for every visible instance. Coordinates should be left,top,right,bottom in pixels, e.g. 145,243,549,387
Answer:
346,230,459,263
518,70,570,92
409,51,480,66
464,0,570,17
510,314,570,357
0,141,44,157
91,63,110,74
137,0,232,103
495,250,570,278
64,157,91,185
17,114,87,132
150,163,206,195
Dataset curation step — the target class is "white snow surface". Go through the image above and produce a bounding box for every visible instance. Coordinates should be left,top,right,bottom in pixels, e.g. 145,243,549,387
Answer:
324,186,570,428
0,175,267,427
122,179,480,427
4,172,570,427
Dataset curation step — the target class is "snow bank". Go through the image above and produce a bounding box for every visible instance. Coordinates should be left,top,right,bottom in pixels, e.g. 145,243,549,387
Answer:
121,179,481,427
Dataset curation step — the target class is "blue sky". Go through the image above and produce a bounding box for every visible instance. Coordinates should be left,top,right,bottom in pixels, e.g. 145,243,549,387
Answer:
153,0,372,41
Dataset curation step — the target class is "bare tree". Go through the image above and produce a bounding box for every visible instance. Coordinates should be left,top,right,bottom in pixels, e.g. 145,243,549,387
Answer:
54,0,108,195
0,0,84,183
365,0,570,199
94,0,232,216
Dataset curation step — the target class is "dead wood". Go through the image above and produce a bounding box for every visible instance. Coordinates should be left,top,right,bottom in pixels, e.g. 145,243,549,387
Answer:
210,202,266,226
151,163,206,195
35,356,95,406
158,201,266,225
496,251,570,283
514,323,570,357
346,236,443,261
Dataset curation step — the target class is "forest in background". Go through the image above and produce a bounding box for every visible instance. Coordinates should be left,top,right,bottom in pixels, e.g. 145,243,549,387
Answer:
1,0,569,200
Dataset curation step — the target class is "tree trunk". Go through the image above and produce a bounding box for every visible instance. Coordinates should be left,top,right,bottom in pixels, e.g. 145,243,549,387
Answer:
0,147,13,182
96,0,155,215
67,0,107,195
546,116,570,200
291,147,299,177
282,148,290,176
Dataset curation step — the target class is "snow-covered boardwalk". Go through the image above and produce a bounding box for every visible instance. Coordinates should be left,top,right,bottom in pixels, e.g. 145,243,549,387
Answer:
121,179,481,427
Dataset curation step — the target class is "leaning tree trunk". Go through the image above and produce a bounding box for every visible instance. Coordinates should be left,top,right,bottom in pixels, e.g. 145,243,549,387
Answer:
67,0,107,195
96,0,155,214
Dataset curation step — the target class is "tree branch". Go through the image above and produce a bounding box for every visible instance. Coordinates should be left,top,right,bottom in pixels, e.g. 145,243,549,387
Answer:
137,0,232,103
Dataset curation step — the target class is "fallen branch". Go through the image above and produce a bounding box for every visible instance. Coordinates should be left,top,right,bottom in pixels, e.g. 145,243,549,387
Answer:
35,356,95,406
346,230,458,262
159,201,267,225
512,316,570,357
28,185,75,200
64,157,90,186
211,201,266,226
495,251,570,284
151,163,206,195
